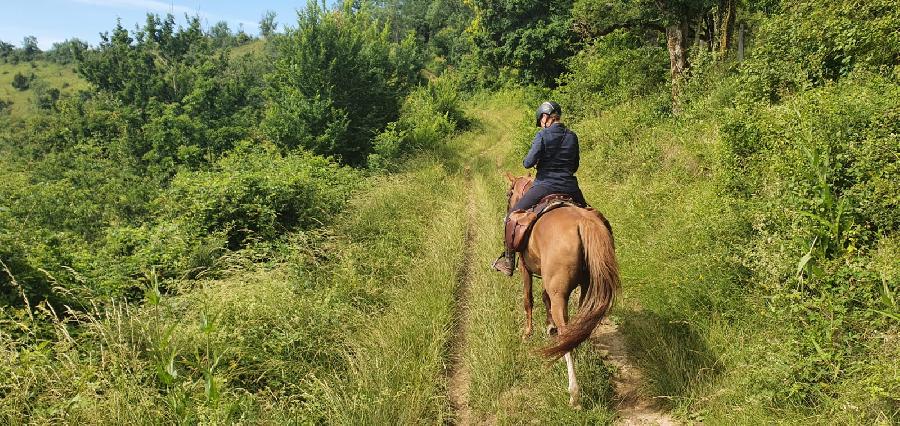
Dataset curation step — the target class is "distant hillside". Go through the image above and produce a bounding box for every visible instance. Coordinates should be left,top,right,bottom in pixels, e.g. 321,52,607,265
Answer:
0,60,88,119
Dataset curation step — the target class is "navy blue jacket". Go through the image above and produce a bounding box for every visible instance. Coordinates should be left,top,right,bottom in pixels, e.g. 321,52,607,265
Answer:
523,123,580,192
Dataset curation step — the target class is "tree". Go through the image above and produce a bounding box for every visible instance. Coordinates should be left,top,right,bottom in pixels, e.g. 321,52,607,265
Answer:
47,38,88,64
259,10,278,38
572,0,717,111
0,40,13,60
263,1,422,165
79,15,210,108
22,35,41,60
209,21,233,48
467,0,576,85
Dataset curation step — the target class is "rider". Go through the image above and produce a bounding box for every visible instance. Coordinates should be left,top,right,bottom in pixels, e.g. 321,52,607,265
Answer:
492,101,587,276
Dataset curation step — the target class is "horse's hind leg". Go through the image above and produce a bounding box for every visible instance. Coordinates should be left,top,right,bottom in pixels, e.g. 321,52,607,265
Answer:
542,290,556,335
549,290,581,408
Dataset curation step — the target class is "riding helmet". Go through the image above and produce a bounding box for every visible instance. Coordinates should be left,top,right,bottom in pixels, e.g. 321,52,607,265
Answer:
534,101,562,127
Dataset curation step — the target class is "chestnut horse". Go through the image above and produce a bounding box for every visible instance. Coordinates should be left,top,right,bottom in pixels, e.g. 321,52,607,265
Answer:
505,174,619,407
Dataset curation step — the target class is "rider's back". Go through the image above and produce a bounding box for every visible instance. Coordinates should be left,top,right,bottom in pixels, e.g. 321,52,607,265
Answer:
524,123,580,191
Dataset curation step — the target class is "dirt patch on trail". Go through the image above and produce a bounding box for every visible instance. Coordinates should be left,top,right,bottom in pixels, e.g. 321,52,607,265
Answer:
448,166,476,425
592,320,679,426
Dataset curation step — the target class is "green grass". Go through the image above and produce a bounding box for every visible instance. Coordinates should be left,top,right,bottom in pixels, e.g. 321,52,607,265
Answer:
450,90,617,424
0,150,469,423
0,60,87,119
565,74,898,423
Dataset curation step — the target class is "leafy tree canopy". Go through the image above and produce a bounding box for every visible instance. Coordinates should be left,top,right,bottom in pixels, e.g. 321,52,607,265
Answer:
263,1,422,166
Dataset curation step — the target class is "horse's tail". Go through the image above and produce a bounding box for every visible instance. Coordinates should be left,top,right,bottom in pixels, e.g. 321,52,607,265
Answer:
542,214,619,359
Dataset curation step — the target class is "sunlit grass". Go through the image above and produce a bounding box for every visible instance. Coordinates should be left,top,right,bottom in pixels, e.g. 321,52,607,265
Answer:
0,60,88,119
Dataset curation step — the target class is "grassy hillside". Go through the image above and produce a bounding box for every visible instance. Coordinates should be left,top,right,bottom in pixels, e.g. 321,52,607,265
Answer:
1,1,896,424
0,60,87,119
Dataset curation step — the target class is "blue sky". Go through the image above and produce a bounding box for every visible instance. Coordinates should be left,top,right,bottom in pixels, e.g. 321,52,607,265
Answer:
1,1,306,49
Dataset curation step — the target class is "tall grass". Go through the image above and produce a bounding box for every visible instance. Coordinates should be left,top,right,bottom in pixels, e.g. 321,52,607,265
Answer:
452,91,617,424
0,153,469,424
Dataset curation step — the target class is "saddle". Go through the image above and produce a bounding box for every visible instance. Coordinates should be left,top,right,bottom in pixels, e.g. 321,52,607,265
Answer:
504,194,582,252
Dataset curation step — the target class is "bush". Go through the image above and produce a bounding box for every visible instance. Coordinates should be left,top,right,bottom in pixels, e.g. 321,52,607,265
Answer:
367,76,466,169
263,1,422,166
556,30,668,119
159,145,358,250
740,0,900,102
721,72,899,409
10,72,29,90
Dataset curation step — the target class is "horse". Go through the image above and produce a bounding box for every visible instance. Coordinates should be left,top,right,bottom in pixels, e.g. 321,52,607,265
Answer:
504,173,619,408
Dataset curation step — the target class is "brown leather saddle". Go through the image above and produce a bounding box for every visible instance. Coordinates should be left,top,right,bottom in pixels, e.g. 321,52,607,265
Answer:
504,194,583,252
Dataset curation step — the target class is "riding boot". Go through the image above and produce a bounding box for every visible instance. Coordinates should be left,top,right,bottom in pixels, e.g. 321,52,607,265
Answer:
492,249,516,276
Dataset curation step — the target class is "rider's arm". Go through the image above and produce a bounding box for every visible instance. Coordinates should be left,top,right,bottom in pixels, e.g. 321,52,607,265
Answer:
572,133,580,173
523,133,543,169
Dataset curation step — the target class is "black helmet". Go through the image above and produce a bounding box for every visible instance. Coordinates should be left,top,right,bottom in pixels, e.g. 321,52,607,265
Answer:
535,101,562,127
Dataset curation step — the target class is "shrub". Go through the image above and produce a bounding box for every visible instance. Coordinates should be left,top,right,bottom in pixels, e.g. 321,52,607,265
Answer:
263,1,422,166
159,145,358,250
367,76,466,169
721,72,899,408
10,72,29,90
555,30,667,119
740,0,900,102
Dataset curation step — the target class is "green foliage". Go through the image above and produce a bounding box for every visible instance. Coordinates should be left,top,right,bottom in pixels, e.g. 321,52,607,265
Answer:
45,38,89,64
369,74,467,169
263,1,423,166
740,0,900,102
21,36,41,61
259,10,278,38
79,16,206,107
32,82,60,110
376,0,472,67
721,74,899,408
10,72,29,90
63,16,269,175
467,0,576,85
160,145,358,249
556,31,667,119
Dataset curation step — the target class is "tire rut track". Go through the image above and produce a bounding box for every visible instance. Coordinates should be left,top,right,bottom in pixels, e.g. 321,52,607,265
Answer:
593,321,679,425
448,165,476,425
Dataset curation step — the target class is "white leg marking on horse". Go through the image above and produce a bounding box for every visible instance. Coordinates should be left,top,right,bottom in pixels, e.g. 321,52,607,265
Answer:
565,352,581,408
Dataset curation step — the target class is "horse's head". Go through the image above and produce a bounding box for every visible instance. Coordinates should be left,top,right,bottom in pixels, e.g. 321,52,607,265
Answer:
504,172,533,211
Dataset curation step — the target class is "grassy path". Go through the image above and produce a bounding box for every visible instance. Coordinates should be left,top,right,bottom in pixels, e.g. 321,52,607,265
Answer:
448,165,476,423
446,93,685,425
593,322,678,426
441,93,627,424
330,93,681,424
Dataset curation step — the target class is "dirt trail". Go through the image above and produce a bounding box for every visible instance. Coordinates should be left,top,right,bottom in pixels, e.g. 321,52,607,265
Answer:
593,321,679,426
448,165,476,425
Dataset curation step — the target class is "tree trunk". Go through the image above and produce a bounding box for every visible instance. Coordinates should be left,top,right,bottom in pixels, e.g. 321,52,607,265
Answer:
716,0,736,55
666,19,690,113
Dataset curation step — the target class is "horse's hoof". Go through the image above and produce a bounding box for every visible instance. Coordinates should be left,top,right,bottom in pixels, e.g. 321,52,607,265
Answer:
546,324,558,336
569,393,581,409
521,328,533,340
569,385,581,408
